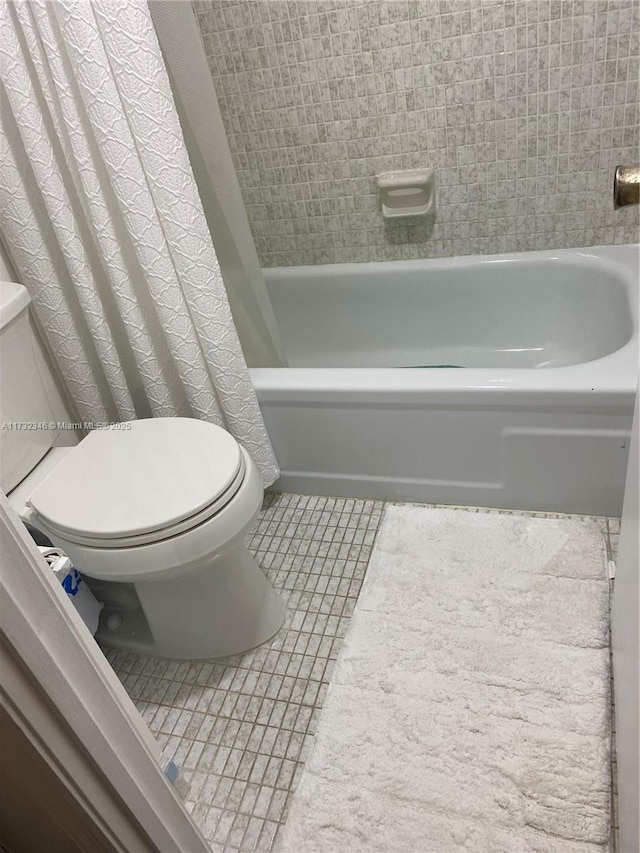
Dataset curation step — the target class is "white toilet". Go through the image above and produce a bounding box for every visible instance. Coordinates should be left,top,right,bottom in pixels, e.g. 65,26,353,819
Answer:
1,280,285,659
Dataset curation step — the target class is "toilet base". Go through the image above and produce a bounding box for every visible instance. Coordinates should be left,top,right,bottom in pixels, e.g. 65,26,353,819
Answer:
96,544,286,659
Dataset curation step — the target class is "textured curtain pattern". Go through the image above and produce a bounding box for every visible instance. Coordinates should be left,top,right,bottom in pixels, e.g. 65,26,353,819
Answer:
0,0,279,484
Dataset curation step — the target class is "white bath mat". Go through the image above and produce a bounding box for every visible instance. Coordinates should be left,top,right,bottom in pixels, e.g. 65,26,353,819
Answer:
278,507,611,853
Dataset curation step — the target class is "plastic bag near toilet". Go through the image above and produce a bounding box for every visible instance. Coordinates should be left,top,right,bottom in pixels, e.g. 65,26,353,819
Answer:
38,547,103,636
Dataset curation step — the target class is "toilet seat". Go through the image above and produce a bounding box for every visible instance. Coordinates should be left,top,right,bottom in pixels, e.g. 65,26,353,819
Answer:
28,418,247,548
35,444,265,584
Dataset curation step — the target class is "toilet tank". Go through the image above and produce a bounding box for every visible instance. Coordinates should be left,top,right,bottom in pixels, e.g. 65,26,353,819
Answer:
0,281,75,493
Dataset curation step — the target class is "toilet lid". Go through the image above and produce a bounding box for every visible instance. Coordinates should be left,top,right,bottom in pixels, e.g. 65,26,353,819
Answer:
28,418,244,542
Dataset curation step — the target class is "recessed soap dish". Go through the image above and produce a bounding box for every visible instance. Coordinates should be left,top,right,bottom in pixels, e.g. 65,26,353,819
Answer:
376,169,436,219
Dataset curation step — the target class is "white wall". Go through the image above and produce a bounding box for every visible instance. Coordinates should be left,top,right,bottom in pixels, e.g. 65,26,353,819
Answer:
612,383,639,853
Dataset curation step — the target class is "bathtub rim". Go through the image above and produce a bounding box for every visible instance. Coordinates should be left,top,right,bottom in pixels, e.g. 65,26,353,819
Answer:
263,242,639,294
255,243,639,407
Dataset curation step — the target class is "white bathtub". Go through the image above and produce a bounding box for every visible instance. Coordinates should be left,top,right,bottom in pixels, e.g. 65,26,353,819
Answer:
251,245,639,516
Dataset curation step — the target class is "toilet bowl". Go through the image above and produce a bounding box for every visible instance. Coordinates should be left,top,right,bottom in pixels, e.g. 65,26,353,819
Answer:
0,281,284,659
21,418,286,660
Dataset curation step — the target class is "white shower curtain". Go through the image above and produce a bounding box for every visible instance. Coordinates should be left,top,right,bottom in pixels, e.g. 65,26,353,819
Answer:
0,0,279,484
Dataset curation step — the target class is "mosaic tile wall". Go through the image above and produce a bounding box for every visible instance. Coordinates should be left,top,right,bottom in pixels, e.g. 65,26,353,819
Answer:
193,0,639,266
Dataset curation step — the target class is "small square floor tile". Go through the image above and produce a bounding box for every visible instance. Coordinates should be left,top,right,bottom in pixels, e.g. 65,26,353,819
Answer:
107,493,382,847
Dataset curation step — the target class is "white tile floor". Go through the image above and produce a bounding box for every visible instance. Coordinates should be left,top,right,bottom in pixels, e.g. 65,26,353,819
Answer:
106,493,384,852
106,494,620,853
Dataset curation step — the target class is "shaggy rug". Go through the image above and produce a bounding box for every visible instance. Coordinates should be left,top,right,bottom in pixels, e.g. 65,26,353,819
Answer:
278,507,611,853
